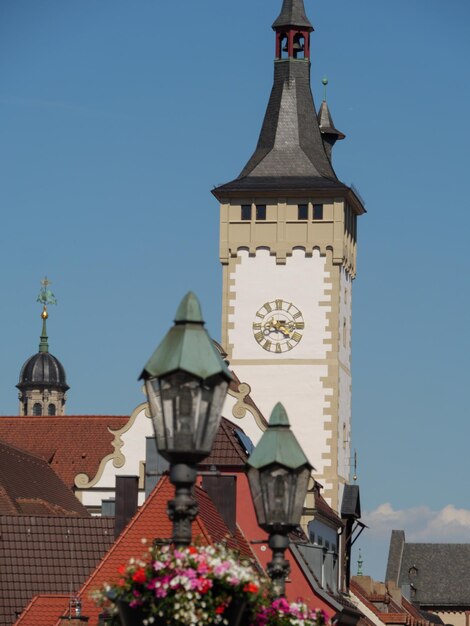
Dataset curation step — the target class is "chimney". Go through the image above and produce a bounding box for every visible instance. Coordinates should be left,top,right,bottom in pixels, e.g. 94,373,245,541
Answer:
114,475,139,538
202,475,237,535
145,436,169,498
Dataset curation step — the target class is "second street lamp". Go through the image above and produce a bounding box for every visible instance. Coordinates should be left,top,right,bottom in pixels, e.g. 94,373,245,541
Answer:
247,402,313,598
140,292,232,546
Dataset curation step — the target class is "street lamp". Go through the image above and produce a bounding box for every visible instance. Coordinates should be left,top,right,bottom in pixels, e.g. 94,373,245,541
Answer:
140,292,232,546
247,403,313,597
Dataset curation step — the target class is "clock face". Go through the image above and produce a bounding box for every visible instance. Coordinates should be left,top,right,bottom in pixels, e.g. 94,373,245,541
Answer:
252,299,304,353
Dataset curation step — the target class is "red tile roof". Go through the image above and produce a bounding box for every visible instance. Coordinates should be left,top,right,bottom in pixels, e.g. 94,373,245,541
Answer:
17,477,259,626
201,417,249,468
0,516,115,626
350,580,432,626
13,596,69,626
0,416,129,488
0,440,89,517
196,486,253,560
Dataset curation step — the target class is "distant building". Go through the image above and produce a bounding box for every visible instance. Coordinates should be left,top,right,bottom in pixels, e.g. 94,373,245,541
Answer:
16,309,69,416
351,574,444,626
386,530,470,626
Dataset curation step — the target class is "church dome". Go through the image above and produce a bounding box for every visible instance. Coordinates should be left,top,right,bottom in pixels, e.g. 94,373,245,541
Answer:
17,351,69,391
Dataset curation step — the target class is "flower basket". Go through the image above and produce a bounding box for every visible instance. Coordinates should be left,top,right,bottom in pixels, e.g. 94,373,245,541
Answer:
116,596,249,626
93,543,261,626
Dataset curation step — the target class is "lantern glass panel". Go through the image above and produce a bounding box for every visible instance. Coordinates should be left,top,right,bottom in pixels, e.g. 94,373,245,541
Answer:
145,377,165,435
155,371,228,462
248,464,311,531
289,465,311,523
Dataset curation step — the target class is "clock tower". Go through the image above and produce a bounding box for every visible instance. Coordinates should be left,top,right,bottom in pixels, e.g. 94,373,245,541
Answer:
212,0,365,511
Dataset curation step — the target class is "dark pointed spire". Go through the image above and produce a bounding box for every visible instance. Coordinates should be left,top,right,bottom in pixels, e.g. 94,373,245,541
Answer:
213,0,348,197
272,0,313,31
317,79,345,161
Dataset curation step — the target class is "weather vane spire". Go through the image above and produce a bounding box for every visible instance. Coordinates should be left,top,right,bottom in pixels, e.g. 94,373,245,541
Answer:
322,76,328,102
357,549,363,576
36,277,57,352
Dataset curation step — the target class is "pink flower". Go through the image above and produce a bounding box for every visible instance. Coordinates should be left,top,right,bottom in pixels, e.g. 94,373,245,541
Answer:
197,561,210,574
194,578,213,594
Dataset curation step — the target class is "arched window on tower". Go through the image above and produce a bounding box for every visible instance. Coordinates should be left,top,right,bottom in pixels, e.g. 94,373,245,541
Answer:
280,33,288,59
48,403,56,416
33,403,42,416
293,34,305,59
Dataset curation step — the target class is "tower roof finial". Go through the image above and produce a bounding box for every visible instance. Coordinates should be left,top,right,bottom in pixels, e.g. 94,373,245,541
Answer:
37,277,57,353
272,0,313,31
357,549,364,576
317,77,346,159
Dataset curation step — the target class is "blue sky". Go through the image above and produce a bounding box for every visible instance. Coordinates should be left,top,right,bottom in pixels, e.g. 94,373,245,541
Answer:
1,1,470,579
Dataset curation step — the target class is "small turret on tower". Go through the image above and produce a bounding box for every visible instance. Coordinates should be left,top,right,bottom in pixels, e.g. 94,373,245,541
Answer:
317,78,345,161
16,278,69,416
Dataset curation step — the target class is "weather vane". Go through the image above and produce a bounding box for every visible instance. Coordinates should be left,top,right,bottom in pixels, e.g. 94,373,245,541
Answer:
322,76,328,101
37,276,57,318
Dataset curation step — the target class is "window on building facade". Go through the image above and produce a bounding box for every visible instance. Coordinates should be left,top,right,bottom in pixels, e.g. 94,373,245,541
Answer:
33,403,42,416
298,204,308,220
241,204,251,221
313,204,323,220
48,403,56,416
256,205,266,220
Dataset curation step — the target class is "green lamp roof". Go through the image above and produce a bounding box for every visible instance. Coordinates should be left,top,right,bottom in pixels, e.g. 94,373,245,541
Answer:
140,292,232,382
247,402,313,471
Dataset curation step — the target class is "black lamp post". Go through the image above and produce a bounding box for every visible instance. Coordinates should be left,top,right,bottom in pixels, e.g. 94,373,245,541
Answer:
140,292,232,546
247,403,313,597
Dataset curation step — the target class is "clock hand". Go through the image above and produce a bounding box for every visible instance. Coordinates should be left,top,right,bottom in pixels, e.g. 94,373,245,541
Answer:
265,319,292,338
